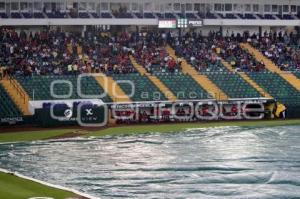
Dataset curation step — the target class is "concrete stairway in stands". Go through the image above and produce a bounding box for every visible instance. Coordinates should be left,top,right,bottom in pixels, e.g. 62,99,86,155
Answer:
129,55,177,101
166,45,228,101
0,79,31,115
240,43,300,92
94,75,132,103
221,59,273,98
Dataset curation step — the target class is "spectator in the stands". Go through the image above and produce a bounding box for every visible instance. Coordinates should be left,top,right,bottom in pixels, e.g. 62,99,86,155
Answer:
0,28,137,76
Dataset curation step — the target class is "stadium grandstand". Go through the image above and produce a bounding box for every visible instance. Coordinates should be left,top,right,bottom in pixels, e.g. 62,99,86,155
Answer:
0,0,300,127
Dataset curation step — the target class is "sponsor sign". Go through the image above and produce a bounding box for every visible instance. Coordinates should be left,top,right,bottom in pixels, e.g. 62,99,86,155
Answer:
158,20,177,28
188,20,203,27
1,117,23,124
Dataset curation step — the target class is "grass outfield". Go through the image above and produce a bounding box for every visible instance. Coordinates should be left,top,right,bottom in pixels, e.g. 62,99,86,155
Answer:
0,129,77,143
0,119,300,143
0,172,76,199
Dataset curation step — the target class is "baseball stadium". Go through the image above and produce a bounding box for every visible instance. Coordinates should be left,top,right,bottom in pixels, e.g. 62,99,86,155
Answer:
0,0,300,198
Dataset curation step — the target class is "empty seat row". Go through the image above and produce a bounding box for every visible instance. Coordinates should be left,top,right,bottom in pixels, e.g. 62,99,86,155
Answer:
112,73,167,102
156,73,211,100
16,75,112,103
247,72,300,106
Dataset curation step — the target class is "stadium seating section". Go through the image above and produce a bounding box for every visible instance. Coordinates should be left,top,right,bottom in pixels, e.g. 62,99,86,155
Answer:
112,73,167,101
1,27,300,121
16,75,112,103
0,84,21,118
156,73,211,100
247,72,300,106
205,72,262,99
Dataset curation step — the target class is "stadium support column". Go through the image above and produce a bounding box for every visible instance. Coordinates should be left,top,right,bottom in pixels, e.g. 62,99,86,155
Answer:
82,25,86,37
135,26,139,33
259,27,262,38
178,28,182,41
219,26,223,37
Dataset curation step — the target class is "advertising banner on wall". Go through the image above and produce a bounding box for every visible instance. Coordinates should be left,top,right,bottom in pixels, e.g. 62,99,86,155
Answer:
158,20,177,28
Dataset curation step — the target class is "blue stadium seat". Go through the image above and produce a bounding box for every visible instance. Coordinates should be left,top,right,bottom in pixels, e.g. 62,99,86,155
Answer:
245,13,256,19
206,13,217,19
46,12,66,18
22,12,32,18
155,13,164,19
91,13,99,18
79,12,90,18
197,13,205,19
114,12,133,18
11,12,22,18
144,13,155,18
256,14,264,19
0,12,8,18
237,13,256,19
165,13,175,19
33,12,44,18
186,13,197,19
226,13,236,19
133,13,143,18
218,13,226,19
101,12,112,18
264,14,276,20
277,14,294,20
176,13,184,18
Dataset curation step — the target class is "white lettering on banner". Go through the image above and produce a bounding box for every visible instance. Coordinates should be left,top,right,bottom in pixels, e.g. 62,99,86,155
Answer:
188,20,203,27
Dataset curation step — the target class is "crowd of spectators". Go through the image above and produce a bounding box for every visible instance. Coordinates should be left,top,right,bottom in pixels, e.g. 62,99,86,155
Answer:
170,31,266,72
171,31,224,72
1,28,300,80
250,31,300,71
0,28,136,79
133,32,182,73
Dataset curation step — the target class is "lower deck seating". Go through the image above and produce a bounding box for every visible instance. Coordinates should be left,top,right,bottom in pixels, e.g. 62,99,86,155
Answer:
0,84,21,119
156,73,211,100
16,75,112,102
205,72,261,99
112,73,167,101
247,72,300,106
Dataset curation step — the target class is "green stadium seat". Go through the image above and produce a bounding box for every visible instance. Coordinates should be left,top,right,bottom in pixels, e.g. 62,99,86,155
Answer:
0,84,22,119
